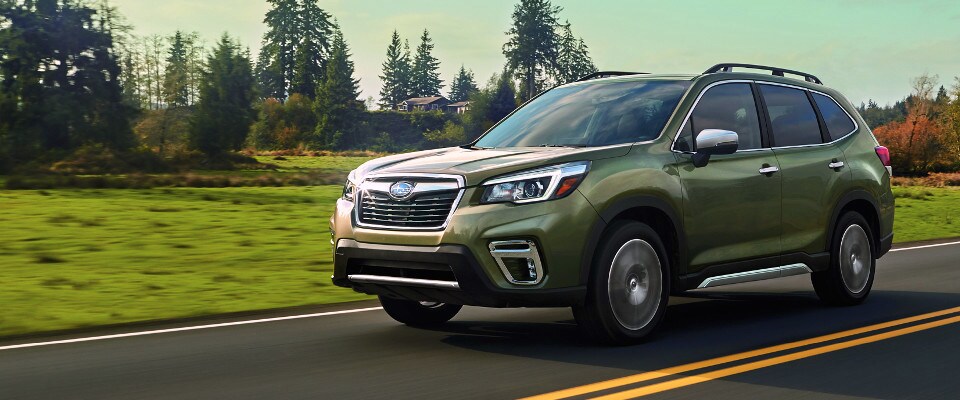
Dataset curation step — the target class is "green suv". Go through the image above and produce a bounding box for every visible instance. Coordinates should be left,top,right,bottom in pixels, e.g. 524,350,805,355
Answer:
331,63,894,344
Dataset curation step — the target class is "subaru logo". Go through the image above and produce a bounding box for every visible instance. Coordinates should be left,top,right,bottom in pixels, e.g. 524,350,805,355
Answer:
389,181,415,200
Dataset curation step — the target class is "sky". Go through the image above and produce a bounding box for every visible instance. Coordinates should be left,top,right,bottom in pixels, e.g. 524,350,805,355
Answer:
110,0,960,106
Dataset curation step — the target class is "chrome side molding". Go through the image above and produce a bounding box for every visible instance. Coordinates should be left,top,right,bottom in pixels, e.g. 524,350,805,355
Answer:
697,263,813,289
347,274,461,290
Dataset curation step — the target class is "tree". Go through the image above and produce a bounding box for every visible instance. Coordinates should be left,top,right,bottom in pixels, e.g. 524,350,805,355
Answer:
258,0,335,101
503,0,561,102
257,0,298,100
190,35,256,156
424,121,466,148
163,31,190,108
290,0,334,98
0,0,136,167
410,29,442,97
378,30,412,109
554,20,596,84
448,65,478,103
314,26,363,149
463,70,518,137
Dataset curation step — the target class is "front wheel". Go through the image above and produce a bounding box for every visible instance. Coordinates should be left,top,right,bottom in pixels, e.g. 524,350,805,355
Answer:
378,296,462,326
812,212,876,306
574,221,670,345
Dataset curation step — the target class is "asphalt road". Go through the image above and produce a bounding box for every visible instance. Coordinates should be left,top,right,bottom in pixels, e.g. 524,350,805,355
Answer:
2,241,959,400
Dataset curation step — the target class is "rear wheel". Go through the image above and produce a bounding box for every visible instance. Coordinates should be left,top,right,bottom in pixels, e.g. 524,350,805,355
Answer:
574,221,670,345
812,212,876,306
379,296,462,326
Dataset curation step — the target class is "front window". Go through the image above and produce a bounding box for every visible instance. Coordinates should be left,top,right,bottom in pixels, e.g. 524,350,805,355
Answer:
475,80,690,148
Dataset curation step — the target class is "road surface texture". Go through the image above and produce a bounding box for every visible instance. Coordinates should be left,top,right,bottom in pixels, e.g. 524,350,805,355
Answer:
2,240,958,399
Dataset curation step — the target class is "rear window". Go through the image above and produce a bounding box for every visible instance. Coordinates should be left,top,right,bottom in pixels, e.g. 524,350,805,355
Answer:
759,85,823,147
812,93,856,140
475,80,690,148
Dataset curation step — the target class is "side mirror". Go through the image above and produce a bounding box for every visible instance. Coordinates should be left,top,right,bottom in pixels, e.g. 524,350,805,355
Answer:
693,129,739,167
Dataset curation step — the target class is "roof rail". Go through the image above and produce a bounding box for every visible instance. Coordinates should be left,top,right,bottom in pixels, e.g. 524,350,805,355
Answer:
576,71,648,82
703,63,822,84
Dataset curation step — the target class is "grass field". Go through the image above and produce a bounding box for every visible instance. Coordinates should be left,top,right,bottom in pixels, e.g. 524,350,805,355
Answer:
891,186,960,242
0,186,369,337
252,155,375,173
0,172,957,337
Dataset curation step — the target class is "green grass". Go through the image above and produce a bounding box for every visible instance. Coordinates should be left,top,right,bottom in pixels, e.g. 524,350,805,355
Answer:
0,182,957,337
253,155,375,173
0,186,369,337
892,186,960,243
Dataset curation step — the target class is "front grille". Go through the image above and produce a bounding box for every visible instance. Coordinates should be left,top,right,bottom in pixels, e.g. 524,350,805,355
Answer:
358,189,459,229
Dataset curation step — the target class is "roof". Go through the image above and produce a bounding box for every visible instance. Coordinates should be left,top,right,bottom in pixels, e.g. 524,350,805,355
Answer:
448,101,469,107
401,96,448,105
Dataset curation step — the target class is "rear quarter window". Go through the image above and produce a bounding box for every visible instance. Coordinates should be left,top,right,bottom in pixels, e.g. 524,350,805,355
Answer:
812,93,856,140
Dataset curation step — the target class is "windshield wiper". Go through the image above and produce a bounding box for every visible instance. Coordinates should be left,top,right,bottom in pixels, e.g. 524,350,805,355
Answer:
460,144,491,150
539,144,587,148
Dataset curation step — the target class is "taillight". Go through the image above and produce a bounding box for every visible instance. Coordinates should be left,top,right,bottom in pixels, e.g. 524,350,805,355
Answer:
875,146,892,175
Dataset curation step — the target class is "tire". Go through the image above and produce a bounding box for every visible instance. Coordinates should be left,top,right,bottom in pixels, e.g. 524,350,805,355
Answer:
812,211,876,306
378,296,462,327
573,221,671,345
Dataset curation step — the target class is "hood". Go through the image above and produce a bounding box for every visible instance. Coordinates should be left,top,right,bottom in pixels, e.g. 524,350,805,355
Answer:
354,145,631,186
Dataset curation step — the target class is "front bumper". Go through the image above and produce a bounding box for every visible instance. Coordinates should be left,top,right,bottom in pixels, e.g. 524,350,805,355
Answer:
332,239,585,307
329,187,602,307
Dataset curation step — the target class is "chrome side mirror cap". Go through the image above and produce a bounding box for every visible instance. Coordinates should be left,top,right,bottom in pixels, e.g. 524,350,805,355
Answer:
693,129,739,167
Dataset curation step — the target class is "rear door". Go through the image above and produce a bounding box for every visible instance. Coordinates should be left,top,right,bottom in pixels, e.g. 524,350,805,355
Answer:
759,83,849,256
674,82,782,273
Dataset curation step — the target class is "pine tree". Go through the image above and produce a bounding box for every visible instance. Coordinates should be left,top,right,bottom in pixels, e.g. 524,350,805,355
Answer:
163,31,190,108
258,0,335,101
190,35,256,156
378,30,411,110
258,0,299,100
410,29,442,97
504,0,561,101
0,0,135,165
448,65,478,103
315,26,362,149
290,0,334,98
489,71,518,123
554,21,596,84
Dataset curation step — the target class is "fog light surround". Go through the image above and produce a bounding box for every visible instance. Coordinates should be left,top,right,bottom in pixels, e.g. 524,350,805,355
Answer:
488,240,545,285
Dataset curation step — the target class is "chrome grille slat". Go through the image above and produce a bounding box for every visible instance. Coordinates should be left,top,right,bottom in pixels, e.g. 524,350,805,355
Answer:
356,179,461,229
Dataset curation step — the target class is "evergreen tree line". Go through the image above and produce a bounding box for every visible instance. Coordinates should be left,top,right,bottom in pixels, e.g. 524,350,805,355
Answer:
0,0,600,172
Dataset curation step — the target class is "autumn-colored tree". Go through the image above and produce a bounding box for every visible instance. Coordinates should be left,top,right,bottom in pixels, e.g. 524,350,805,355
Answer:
872,74,956,174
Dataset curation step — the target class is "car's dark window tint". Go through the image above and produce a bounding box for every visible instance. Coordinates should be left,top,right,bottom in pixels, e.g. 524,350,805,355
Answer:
759,85,823,146
812,93,855,140
685,83,763,151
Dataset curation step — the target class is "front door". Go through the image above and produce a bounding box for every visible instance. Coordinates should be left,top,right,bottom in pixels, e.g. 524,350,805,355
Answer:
674,82,782,274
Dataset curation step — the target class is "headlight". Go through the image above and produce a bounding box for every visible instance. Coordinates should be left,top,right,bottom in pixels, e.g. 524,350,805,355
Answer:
480,161,591,204
342,170,359,201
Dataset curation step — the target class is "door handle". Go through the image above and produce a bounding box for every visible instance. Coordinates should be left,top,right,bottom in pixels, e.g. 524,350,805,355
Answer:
758,166,779,175
828,161,845,169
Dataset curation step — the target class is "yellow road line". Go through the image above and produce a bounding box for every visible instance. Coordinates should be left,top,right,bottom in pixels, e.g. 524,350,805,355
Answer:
522,306,960,400
595,314,960,399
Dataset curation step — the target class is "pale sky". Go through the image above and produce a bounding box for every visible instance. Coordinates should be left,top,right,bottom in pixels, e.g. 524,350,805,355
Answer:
111,0,960,106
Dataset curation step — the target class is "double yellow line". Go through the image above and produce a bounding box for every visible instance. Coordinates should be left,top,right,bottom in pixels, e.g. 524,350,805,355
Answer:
524,306,960,400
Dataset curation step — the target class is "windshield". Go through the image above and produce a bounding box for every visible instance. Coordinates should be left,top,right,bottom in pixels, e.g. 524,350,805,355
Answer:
475,80,691,148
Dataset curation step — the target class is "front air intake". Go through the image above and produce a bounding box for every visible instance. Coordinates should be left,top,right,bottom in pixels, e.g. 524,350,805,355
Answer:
488,240,545,285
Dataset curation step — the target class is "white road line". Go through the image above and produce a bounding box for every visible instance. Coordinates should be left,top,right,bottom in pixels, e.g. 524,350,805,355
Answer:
2,240,958,352
890,240,960,252
0,306,383,352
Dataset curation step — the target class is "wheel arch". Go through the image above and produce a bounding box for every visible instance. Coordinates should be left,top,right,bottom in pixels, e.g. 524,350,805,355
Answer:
829,190,882,256
581,196,686,292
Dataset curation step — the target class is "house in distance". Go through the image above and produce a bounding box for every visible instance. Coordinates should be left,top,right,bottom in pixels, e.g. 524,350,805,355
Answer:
398,96,451,112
